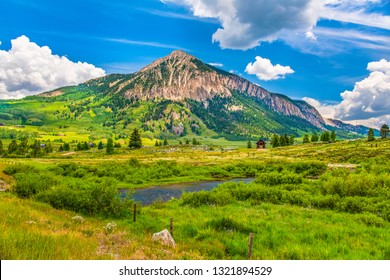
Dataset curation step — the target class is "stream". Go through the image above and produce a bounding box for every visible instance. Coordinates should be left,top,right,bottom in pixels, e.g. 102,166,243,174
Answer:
120,177,254,205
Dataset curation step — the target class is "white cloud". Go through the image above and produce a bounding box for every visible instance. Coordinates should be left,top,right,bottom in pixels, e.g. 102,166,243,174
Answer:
245,56,294,81
303,58,390,128
305,31,317,41
208,62,223,67
0,36,105,99
163,0,390,51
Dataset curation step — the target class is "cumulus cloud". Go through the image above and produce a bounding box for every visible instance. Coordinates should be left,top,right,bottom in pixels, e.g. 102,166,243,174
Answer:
0,36,105,99
163,0,390,51
303,59,390,128
245,56,294,81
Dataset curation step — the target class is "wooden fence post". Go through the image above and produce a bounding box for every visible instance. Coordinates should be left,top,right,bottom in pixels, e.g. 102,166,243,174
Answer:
170,217,174,237
248,232,254,259
133,204,136,223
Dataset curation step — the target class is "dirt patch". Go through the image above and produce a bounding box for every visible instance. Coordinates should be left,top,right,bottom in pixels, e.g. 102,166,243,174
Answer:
328,163,358,170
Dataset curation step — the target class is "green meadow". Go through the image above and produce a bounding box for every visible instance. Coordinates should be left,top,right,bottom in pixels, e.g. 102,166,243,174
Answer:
0,137,389,260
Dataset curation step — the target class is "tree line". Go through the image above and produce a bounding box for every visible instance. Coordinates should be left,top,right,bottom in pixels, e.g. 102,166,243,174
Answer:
0,139,53,158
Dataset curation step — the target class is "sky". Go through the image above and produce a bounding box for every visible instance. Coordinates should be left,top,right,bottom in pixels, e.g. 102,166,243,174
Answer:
0,0,389,128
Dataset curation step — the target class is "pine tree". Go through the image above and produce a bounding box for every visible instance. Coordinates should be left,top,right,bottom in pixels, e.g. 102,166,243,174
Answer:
106,138,114,154
330,131,336,142
59,145,64,152
185,139,190,145
129,128,142,149
98,141,104,150
302,134,310,144
289,135,295,145
155,140,159,146
192,138,197,145
8,140,18,154
63,142,70,151
0,139,3,155
163,138,168,146
380,124,389,139
367,128,375,141
247,140,252,149
320,131,330,142
311,132,319,142
270,134,280,148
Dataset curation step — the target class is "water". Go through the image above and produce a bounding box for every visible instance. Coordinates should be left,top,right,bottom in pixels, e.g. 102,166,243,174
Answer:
120,177,254,205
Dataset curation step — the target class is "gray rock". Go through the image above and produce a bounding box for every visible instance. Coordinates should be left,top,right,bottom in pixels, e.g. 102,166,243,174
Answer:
152,229,176,247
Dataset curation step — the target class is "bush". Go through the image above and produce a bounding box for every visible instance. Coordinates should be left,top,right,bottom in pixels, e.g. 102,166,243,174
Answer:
13,173,56,198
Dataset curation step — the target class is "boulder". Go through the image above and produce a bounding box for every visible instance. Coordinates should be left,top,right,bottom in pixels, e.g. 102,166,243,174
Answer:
152,229,176,247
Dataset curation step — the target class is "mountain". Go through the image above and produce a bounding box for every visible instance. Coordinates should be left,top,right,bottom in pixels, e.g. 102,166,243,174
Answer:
0,50,370,140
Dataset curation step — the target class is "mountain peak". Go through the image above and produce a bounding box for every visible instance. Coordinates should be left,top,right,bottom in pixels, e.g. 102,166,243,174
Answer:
169,50,193,59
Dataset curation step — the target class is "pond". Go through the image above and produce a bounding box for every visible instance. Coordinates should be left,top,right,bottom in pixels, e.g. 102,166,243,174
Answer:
120,177,254,205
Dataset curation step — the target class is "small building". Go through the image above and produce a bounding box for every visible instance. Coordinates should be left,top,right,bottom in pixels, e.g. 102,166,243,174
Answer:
88,142,95,148
256,139,266,149
40,144,46,148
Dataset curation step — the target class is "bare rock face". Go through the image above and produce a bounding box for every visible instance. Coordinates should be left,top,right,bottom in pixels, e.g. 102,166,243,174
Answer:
152,229,176,247
111,50,325,128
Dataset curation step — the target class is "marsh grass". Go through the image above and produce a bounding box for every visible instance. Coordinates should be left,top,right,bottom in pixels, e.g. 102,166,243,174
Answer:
0,139,389,259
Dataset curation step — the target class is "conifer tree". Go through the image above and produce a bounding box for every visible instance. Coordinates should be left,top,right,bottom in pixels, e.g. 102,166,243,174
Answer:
270,134,280,148
331,130,336,142
380,124,389,139
311,132,319,142
163,138,168,146
367,128,375,142
129,128,142,149
106,138,114,154
247,140,252,148
98,141,104,150
302,134,310,144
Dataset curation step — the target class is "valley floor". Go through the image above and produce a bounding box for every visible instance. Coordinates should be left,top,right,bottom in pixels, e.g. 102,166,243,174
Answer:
0,139,389,259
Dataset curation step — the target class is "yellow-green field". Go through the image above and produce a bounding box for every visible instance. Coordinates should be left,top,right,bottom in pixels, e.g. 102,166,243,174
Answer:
0,139,389,260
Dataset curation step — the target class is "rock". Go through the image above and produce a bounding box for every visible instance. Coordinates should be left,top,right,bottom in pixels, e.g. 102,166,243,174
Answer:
152,229,176,247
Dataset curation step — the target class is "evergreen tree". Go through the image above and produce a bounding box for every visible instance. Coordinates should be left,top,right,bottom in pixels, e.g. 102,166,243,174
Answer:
106,138,114,155
8,140,18,154
31,140,42,157
163,138,168,146
185,139,190,145
311,132,319,142
380,124,389,139
98,141,104,150
63,142,70,151
320,131,330,142
270,134,280,148
155,140,159,147
17,138,29,155
76,142,82,151
331,130,336,142
82,141,89,150
59,145,64,152
192,138,197,145
280,134,289,146
367,128,375,142
289,134,295,145
302,134,310,144
129,128,142,149
247,140,252,149
44,140,53,154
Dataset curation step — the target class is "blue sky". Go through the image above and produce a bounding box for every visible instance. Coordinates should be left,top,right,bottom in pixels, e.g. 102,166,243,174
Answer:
0,0,389,127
